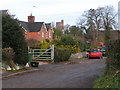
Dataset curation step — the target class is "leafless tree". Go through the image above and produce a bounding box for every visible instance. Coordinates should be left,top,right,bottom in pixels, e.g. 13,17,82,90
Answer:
64,24,70,34
98,6,117,44
98,6,117,30
77,6,117,44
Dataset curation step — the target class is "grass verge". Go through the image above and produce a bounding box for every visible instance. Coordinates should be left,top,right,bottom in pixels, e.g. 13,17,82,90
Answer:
93,74,120,88
8,69,31,73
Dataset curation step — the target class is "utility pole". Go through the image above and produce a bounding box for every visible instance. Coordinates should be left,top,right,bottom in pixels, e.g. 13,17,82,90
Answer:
118,1,120,30
118,1,120,39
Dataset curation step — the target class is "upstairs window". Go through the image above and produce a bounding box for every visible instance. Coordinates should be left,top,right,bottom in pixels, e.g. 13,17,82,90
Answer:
42,31,44,37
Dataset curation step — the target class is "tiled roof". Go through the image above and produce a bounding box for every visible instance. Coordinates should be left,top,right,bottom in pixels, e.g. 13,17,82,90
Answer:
20,21,44,32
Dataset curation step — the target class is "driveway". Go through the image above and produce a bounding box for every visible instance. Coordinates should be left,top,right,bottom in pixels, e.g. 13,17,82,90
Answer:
2,58,106,88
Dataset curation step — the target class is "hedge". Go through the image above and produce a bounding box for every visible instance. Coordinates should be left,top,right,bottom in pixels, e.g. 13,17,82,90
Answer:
54,48,72,62
106,39,120,73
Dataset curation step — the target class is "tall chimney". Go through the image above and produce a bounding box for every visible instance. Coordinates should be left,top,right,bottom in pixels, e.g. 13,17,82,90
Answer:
61,20,64,24
28,13,35,22
61,20,64,30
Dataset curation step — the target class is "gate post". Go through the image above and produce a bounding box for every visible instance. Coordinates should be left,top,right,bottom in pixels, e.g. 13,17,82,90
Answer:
51,45,54,62
33,49,34,60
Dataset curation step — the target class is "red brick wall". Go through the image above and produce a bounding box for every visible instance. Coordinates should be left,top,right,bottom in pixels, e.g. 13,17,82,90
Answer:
56,20,64,30
48,28,53,41
25,25,53,42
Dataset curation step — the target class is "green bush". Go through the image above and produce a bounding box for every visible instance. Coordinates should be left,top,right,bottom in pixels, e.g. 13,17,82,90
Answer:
53,34,88,53
106,39,120,73
60,35,76,46
76,39,87,52
54,48,72,62
93,74,120,88
30,39,51,49
2,15,28,65
41,39,50,49
53,28,63,39
93,40,120,89
59,45,80,53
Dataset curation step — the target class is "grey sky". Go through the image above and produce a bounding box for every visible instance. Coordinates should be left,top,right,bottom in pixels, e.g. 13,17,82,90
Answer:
0,0,120,25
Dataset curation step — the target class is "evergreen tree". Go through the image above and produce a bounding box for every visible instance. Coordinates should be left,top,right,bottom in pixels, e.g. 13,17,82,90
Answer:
2,15,28,65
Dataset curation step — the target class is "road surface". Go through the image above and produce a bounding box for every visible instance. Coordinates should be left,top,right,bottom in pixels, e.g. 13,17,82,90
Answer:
2,58,106,88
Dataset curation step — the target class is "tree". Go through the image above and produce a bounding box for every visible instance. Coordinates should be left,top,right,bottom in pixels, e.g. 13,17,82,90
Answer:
77,18,86,29
99,6,117,30
53,28,63,39
2,15,28,65
60,35,76,46
77,6,117,45
69,26,82,36
64,24,70,34
81,9,101,42
98,6,117,44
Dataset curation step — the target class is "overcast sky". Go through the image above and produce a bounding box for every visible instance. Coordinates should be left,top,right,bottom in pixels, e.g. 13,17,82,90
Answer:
0,0,120,25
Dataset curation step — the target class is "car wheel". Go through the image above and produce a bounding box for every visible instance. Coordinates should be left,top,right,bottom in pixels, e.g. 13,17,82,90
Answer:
99,55,103,59
88,57,91,59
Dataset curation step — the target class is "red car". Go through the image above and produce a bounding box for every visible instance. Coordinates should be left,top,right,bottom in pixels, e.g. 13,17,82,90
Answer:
87,49,103,59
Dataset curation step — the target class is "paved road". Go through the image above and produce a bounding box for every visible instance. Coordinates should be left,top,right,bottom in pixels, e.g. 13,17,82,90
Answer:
2,58,106,88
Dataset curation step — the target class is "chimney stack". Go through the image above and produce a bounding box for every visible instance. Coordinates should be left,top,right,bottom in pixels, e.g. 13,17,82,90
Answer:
28,13,35,22
61,20,64,24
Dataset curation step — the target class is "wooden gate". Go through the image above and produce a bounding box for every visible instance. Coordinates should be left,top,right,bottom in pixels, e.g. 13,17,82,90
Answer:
28,45,54,62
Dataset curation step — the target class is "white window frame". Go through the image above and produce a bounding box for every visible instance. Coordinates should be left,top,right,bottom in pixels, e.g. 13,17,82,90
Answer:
42,31,44,38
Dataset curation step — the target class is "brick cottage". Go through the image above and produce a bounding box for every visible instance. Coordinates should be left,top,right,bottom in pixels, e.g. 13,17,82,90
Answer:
20,14,53,43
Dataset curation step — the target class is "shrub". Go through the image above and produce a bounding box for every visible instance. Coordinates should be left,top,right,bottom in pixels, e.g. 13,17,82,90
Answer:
2,15,28,65
93,40,120,88
76,40,87,52
52,38,61,46
2,48,15,61
53,34,88,53
53,28,63,39
2,48,16,70
60,35,76,46
106,39,120,73
30,41,41,49
45,39,50,43
59,45,80,53
41,39,50,49
54,48,72,62
93,74,120,88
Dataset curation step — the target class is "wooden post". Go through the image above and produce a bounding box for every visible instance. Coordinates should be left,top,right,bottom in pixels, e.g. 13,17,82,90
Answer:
33,49,34,60
51,45,54,62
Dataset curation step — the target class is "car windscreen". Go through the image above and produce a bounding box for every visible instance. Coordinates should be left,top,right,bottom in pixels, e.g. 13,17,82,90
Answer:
101,47,105,50
90,49,99,52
